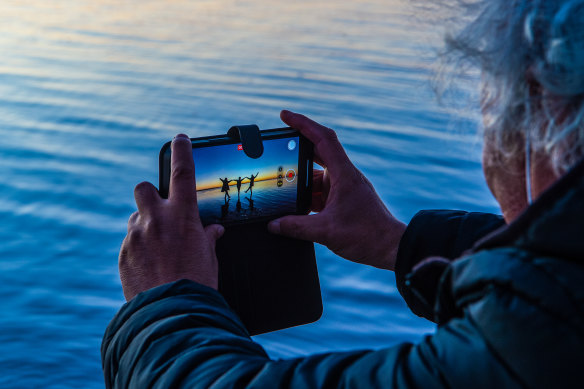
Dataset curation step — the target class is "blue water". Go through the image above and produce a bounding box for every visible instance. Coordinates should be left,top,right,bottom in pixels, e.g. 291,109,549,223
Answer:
0,1,499,387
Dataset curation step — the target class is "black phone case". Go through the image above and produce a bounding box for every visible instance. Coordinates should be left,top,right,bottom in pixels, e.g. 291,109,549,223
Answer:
217,221,322,335
159,126,322,335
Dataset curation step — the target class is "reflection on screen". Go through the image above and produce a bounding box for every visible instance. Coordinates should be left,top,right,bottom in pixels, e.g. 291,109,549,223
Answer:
194,137,299,225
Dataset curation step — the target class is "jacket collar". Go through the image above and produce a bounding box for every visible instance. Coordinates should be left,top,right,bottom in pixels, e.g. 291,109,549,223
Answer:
473,157,584,261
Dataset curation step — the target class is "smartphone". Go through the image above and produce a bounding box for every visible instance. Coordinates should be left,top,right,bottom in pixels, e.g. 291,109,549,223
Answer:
159,127,313,226
159,127,321,334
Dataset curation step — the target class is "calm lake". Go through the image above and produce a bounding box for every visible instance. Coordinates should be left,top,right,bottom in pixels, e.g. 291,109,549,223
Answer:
0,1,499,387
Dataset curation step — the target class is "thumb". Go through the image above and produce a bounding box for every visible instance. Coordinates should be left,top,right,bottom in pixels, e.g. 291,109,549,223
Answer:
268,214,325,243
204,224,225,244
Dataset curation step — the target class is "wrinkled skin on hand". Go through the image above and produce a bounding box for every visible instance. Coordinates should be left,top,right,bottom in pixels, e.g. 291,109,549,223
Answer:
269,111,406,271
119,134,224,301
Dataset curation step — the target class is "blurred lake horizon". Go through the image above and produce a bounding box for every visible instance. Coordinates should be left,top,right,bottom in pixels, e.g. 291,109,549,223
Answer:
0,1,499,387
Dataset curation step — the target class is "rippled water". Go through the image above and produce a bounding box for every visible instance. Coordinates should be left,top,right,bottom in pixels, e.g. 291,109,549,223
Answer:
0,1,499,387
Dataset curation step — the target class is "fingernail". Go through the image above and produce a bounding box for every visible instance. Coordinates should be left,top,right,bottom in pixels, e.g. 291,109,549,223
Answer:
217,225,225,237
268,219,280,234
173,134,189,141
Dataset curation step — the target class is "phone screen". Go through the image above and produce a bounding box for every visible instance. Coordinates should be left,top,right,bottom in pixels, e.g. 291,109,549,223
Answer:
193,136,300,225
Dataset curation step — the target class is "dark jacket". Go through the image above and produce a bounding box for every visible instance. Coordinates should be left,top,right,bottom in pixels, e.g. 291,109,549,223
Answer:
102,160,584,388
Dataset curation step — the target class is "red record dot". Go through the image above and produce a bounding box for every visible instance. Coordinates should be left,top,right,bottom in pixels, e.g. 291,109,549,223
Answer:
285,169,296,182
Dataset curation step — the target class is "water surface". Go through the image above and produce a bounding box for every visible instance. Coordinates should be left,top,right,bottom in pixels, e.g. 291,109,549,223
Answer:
0,1,499,387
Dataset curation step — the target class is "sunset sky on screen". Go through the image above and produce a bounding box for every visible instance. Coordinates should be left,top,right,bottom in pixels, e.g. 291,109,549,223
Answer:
193,137,299,190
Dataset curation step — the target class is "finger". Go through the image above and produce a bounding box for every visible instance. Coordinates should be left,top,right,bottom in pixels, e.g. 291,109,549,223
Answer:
127,211,140,230
169,134,197,205
268,214,327,243
280,110,352,180
311,170,325,212
311,193,325,212
134,181,160,215
313,169,324,193
204,224,225,244
313,154,325,167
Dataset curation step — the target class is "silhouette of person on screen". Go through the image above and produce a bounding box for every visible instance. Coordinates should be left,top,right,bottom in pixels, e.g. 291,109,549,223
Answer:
219,177,233,203
235,176,244,199
244,172,259,198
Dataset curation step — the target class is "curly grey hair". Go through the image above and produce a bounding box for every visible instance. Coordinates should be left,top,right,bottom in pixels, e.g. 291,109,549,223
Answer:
438,0,584,174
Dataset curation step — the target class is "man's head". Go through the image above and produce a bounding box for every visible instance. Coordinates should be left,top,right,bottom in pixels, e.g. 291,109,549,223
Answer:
439,0,584,221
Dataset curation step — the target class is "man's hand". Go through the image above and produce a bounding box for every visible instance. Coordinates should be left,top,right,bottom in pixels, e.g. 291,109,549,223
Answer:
268,111,406,271
119,134,224,301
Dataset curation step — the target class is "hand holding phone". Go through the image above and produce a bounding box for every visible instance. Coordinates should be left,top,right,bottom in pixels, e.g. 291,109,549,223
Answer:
268,111,407,272
120,134,224,301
